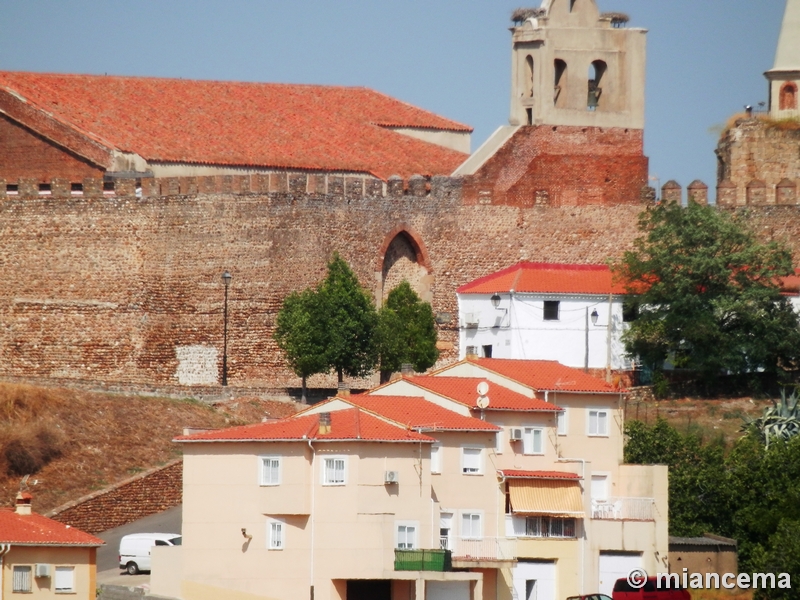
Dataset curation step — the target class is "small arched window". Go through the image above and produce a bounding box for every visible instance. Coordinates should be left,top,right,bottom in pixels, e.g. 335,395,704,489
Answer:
588,60,607,111
525,56,534,98
554,59,567,107
780,82,798,110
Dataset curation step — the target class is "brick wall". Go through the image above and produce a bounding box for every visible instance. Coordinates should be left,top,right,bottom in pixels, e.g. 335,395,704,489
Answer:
0,115,104,182
48,460,182,534
462,126,649,207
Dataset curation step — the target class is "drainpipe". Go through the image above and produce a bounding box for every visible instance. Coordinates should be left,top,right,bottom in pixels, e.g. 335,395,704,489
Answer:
606,293,613,383
557,458,587,594
307,439,316,600
0,543,11,600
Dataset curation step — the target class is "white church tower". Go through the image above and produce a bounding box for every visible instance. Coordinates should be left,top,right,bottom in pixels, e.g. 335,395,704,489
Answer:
767,0,800,119
509,0,647,129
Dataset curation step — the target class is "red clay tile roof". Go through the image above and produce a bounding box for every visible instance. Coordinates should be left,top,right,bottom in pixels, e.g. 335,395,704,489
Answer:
457,262,627,295
175,408,434,443
0,72,471,180
498,470,581,480
400,376,563,412
0,509,104,546
341,395,500,432
435,358,623,394
780,269,800,296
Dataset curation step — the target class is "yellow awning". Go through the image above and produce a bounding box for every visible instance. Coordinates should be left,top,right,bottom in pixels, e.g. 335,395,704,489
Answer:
508,479,584,516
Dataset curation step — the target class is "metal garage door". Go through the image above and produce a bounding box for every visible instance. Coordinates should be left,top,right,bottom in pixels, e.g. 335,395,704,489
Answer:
598,552,642,596
427,581,470,600
513,561,556,600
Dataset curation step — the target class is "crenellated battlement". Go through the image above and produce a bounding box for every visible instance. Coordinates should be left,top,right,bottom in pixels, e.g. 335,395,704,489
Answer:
656,178,800,207
0,173,464,201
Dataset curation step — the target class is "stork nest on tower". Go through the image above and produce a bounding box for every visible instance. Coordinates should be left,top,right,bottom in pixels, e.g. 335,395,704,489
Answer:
511,7,547,24
600,12,630,27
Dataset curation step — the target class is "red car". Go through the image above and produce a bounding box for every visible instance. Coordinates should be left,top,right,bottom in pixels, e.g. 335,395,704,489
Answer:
612,577,690,600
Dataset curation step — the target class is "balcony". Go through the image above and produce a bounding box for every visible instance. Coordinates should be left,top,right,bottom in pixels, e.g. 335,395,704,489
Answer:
592,497,655,521
394,549,452,572
443,537,517,566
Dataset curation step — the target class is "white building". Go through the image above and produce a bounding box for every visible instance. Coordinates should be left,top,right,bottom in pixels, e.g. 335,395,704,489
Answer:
457,263,635,375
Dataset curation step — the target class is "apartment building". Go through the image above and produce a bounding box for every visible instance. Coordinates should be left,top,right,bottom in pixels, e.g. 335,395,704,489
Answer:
150,358,667,600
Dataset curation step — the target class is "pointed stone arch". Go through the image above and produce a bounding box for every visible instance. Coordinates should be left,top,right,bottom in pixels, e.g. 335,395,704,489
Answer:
377,225,433,306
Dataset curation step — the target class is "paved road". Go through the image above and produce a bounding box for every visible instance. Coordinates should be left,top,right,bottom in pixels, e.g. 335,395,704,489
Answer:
95,505,182,584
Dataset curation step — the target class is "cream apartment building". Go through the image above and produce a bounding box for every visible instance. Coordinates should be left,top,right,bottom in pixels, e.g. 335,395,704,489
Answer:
151,357,667,600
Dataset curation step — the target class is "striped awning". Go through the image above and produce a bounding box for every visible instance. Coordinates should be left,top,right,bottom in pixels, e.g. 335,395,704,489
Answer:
508,478,584,516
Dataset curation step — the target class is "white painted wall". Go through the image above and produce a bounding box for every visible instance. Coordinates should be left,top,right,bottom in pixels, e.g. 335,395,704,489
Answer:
457,293,633,371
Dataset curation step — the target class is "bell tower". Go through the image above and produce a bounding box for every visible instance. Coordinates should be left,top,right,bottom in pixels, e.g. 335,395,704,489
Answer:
509,0,646,129
766,0,800,119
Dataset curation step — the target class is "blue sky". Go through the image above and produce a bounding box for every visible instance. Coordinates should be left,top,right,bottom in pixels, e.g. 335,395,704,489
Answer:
0,1,787,194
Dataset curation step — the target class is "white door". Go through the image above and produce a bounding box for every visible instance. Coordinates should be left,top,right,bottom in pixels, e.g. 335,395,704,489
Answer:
598,552,642,596
427,580,470,600
513,561,556,600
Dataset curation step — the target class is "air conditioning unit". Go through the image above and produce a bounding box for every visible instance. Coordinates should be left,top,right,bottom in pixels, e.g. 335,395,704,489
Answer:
464,313,479,328
509,428,523,441
35,564,51,578
385,470,399,484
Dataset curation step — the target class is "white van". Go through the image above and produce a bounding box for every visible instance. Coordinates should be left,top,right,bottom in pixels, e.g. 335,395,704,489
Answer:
119,532,182,574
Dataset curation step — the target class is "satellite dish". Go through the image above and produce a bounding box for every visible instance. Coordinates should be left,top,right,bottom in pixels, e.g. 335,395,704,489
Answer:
477,395,490,409
477,381,490,396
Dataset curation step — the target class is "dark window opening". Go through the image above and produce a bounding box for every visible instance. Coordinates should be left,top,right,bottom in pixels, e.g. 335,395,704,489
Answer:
622,301,639,323
526,108,533,125
554,60,567,107
103,180,115,192
6,184,18,193
588,60,607,111
38,183,51,192
71,183,83,192
543,301,560,321
482,344,493,358
570,0,577,12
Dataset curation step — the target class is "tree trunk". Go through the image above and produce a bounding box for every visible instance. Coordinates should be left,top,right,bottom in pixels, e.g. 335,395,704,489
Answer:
337,367,343,384
301,375,307,404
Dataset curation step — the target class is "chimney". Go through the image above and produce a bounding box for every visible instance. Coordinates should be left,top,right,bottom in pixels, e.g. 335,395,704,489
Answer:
318,412,332,435
15,491,32,516
337,382,350,399
400,363,414,376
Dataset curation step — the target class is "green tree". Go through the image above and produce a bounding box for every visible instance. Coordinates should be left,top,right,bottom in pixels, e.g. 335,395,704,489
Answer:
754,519,800,600
616,200,800,383
317,253,378,383
376,281,439,382
273,288,328,402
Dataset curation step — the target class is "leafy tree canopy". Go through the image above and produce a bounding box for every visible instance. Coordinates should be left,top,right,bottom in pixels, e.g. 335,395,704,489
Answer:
616,200,800,380
376,281,439,381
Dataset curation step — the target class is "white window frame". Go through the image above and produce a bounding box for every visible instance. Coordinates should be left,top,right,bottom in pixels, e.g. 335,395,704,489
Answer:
396,521,419,549
557,408,569,436
461,447,483,475
321,455,347,486
267,519,285,550
523,427,544,455
495,429,504,454
587,408,610,437
591,473,610,502
430,444,442,474
55,566,75,593
13,565,32,593
259,455,281,486
460,511,483,539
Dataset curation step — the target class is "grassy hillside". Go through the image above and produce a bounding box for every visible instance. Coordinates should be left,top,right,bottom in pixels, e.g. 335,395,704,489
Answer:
0,383,301,513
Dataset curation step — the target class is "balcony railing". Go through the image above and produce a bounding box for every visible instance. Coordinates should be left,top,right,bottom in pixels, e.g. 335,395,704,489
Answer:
592,497,655,521
394,549,452,572
449,537,517,562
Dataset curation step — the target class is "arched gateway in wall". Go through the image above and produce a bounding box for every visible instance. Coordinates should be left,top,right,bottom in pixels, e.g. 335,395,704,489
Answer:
376,226,433,306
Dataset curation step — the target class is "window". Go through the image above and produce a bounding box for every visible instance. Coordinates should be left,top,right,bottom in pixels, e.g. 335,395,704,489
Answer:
554,60,567,107
466,345,478,357
430,445,442,474
524,517,576,539
525,55,534,97
461,448,482,474
543,301,560,321
13,566,31,593
55,566,75,593
591,474,609,502
268,520,284,550
397,523,418,549
588,60,606,111
495,429,504,454
557,409,568,436
322,456,346,485
482,344,493,358
260,456,281,486
523,428,544,455
461,512,482,539
588,409,609,436
622,300,639,323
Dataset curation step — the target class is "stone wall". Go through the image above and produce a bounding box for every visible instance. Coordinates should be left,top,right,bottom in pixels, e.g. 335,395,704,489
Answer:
47,460,182,534
0,175,649,389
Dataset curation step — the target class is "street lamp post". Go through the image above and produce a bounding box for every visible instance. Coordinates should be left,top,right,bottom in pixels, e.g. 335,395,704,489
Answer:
221,271,232,386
